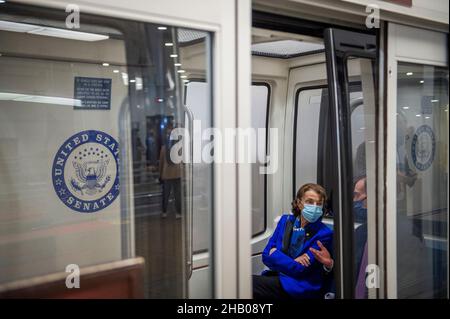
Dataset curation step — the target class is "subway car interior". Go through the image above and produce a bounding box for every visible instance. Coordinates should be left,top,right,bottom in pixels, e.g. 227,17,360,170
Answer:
0,0,448,299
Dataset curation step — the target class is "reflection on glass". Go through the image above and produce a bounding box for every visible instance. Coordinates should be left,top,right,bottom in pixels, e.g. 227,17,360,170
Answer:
129,27,212,299
0,5,213,299
347,57,376,299
185,81,213,254
396,62,448,298
0,13,128,286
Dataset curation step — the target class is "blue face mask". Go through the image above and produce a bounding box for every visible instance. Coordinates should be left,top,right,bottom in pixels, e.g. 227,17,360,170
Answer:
353,200,367,223
301,204,323,223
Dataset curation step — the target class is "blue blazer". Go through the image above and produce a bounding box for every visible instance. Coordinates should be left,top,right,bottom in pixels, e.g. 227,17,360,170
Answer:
261,214,333,299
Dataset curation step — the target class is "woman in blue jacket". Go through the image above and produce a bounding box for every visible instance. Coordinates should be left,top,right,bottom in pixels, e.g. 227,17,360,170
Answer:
253,183,334,299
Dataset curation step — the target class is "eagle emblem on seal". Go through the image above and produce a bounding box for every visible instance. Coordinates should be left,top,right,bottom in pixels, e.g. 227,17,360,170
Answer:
70,160,111,196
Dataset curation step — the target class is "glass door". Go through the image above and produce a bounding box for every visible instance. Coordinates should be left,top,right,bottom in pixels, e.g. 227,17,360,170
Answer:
386,23,448,299
324,28,378,299
123,25,213,299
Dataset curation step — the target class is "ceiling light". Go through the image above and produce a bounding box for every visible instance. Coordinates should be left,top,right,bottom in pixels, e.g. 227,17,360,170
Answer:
420,80,424,84
174,63,182,67
121,72,129,86
158,26,167,30
180,75,187,79
0,20,109,41
402,106,409,110
416,114,421,117
177,70,185,73
431,99,439,103
406,72,413,76
102,62,109,66
170,54,178,58
165,42,173,47
129,79,136,83
113,69,119,73
135,77,143,90
0,1,6,4
157,98,164,102
425,116,430,119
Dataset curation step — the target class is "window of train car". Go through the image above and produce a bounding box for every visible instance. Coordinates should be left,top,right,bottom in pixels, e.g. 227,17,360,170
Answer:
294,85,369,189
294,87,325,193
396,63,448,298
251,83,269,237
0,4,213,299
184,82,269,244
294,85,334,227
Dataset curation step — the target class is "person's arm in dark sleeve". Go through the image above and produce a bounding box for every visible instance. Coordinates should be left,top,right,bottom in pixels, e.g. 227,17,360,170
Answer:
265,231,333,280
